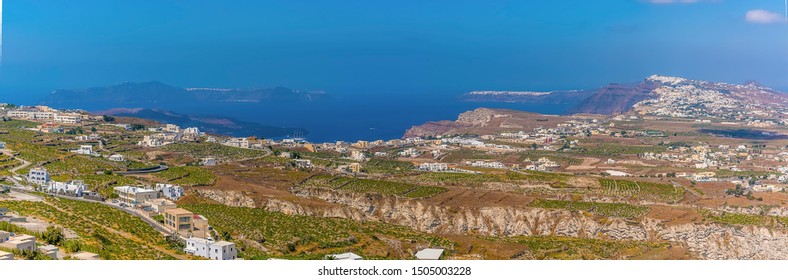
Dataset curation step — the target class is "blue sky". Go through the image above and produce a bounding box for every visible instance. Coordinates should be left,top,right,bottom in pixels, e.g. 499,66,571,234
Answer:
0,0,786,101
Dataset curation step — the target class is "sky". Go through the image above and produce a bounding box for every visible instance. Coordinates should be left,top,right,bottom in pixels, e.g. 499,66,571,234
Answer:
0,0,786,102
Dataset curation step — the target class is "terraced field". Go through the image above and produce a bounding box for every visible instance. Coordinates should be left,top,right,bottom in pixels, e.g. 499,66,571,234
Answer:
364,159,415,174
600,179,683,203
300,175,446,198
181,203,454,259
154,166,216,186
530,199,649,219
402,170,571,188
501,235,672,260
162,142,267,161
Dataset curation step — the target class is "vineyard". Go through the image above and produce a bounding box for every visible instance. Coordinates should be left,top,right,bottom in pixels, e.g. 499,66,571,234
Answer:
181,203,453,259
403,170,570,188
363,159,415,174
154,166,216,186
599,179,683,203
162,142,267,161
0,199,181,260
703,211,773,227
572,143,667,157
502,235,669,260
300,175,446,198
530,199,649,219
44,155,125,174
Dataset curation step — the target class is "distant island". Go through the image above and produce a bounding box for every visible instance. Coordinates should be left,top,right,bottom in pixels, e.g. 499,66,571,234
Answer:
41,81,328,109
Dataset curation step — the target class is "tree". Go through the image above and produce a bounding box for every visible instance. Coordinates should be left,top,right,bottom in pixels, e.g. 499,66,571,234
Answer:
102,115,115,122
42,226,64,246
91,127,97,132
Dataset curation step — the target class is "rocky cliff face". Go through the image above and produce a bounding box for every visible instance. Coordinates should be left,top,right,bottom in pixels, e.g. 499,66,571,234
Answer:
197,188,788,260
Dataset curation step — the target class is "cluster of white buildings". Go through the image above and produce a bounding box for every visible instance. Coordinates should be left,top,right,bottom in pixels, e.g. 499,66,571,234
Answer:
523,157,560,171
45,180,87,197
5,106,86,124
418,162,449,172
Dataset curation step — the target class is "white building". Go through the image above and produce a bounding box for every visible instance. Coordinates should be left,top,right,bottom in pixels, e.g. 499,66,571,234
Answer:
184,238,237,260
39,244,59,259
156,183,184,201
350,150,367,161
114,186,160,205
201,157,217,166
419,162,448,172
293,159,312,168
46,181,87,197
224,138,250,149
183,127,201,135
0,234,36,253
108,154,125,162
53,113,82,124
27,167,50,186
71,145,99,156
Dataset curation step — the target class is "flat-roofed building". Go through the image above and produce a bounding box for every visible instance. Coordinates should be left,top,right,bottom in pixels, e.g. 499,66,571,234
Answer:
0,251,13,260
184,238,237,260
0,234,36,252
146,198,177,214
164,208,194,233
28,167,50,186
39,244,59,259
114,186,160,205
0,230,10,242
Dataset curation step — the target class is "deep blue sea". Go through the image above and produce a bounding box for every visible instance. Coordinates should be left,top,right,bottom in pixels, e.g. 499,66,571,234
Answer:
1,89,571,143
163,92,572,143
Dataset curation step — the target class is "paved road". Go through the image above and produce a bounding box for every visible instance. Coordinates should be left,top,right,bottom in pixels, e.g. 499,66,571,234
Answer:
6,183,182,243
115,165,169,175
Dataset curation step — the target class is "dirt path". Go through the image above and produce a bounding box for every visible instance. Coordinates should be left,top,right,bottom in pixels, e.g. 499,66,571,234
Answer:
2,149,32,174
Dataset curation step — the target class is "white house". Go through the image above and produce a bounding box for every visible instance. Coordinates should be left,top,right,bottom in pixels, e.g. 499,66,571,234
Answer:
38,244,59,259
46,181,87,197
71,145,99,156
156,183,184,201
108,154,125,162
183,127,201,135
0,234,36,253
114,186,160,205
419,162,448,172
293,159,312,168
27,167,50,186
201,157,217,166
184,237,237,260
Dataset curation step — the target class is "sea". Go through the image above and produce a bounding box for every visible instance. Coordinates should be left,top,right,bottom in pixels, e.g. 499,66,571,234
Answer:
162,92,572,143
3,89,572,143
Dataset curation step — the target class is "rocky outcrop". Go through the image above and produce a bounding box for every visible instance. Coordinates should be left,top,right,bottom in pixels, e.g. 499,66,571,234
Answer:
199,188,788,260
193,189,256,208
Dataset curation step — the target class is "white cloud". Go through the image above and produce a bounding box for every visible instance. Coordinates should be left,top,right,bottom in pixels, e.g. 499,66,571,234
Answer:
745,9,785,24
